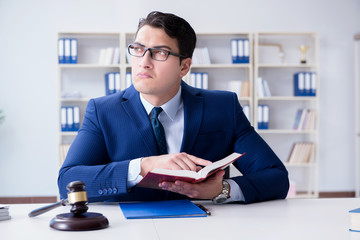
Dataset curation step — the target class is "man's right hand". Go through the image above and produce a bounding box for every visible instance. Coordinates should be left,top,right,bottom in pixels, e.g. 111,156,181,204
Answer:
140,153,212,177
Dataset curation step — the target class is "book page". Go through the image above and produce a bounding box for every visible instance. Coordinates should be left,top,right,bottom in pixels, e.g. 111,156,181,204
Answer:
198,153,242,178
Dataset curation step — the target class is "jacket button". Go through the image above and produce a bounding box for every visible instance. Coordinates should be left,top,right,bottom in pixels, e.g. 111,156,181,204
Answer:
98,189,103,195
108,188,113,194
103,188,108,194
113,188,117,194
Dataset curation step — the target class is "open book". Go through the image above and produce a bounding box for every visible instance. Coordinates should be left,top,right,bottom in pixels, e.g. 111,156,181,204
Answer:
137,152,244,190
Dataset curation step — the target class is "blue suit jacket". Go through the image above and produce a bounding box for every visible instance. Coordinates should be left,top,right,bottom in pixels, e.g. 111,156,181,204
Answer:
58,81,289,203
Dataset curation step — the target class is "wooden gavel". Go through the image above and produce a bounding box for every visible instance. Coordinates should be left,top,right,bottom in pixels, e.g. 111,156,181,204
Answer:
29,181,108,231
28,181,88,217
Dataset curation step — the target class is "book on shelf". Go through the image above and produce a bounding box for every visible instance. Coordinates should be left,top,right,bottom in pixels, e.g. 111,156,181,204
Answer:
192,47,211,65
257,104,269,129
105,72,121,95
0,205,11,221
293,109,316,131
126,72,132,88
61,106,80,132
294,72,316,96
287,142,315,164
257,77,271,97
349,208,360,232
228,80,250,97
58,38,77,64
98,47,120,65
70,38,78,64
231,38,250,64
137,152,244,190
59,144,71,166
119,199,207,219
190,72,208,90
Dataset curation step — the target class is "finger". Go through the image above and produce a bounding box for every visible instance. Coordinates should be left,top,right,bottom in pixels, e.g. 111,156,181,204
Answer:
161,181,198,198
206,169,225,182
170,153,198,171
170,155,193,170
186,154,212,166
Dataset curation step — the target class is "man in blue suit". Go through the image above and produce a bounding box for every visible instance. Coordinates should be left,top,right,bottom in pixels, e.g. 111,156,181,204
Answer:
58,11,289,204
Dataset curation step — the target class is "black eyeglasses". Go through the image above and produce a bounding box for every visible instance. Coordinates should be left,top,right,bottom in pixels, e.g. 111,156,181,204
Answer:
127,44,186,61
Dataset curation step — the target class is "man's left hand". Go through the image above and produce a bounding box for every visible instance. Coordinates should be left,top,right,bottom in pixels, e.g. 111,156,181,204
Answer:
159,170,225,199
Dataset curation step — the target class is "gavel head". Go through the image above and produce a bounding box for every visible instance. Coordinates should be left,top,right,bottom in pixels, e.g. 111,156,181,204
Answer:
66,181,89,215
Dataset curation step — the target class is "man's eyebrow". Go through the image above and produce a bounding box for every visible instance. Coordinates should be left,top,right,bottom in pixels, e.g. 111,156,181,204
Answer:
133,42,172,50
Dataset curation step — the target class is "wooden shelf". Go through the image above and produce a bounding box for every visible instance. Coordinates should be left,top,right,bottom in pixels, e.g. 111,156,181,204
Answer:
254,32,319,198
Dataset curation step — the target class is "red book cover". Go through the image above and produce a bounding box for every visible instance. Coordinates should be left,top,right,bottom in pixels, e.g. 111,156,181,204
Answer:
137,152,244,190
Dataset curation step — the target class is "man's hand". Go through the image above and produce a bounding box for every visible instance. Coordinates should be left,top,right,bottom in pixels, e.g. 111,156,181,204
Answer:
140,153,212,177
159,170,225,200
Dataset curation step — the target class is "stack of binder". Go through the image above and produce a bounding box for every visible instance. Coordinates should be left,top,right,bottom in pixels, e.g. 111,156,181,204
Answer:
231,38,250,64
58,38,77,64
257,104,269,129
60,106,80,132
294,72,316,96
190,72,208,89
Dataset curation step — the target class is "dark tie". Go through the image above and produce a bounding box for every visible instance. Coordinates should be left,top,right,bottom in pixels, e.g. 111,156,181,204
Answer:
151,107,168,154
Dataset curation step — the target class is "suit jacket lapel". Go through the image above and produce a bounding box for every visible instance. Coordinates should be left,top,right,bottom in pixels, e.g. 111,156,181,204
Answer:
121,86,158,156
180,82,204,153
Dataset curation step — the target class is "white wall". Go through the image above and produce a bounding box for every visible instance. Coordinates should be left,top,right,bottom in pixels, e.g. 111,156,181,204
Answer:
0,0,359,196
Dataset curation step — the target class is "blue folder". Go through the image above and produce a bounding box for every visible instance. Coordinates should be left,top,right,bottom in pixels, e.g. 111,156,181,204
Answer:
119,199,207,219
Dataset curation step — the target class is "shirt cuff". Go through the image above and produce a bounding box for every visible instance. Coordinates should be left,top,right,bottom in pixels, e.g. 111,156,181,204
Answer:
224,179,245,203
127,158,143,189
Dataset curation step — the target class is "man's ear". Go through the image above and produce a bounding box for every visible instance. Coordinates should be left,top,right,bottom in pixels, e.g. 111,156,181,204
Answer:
179,58,192,78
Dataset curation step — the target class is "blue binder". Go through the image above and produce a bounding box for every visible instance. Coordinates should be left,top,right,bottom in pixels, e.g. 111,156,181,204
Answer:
119,200,207,219
262,104,269,129
66,107,74,131
257,105,263,129
304,72,311,96
105,72,116,95
73,106,80,131
231,39,238,64
58,38,65,64
60,106,67,131
126,72,132,88
311,72,317,96
114,72,121,92
294,72,305,96
243,39,250,63
70,38,78,64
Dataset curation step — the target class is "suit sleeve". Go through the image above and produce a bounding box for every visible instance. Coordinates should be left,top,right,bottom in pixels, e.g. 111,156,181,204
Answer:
230,94,289,203
57,99,130,202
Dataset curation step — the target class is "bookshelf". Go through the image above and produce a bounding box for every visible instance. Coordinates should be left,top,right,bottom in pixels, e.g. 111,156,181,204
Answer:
188,33,253,121
57,32,122,166
254,32,319,198
355,33,360,197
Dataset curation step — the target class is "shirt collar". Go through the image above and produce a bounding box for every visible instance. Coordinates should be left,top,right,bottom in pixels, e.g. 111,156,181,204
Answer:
140,86,182,121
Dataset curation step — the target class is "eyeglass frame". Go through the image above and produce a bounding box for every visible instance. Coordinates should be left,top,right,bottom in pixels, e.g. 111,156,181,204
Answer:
127,43,187,61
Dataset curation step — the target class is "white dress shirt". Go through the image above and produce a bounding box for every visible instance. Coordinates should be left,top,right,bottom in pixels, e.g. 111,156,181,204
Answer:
127,87,245,202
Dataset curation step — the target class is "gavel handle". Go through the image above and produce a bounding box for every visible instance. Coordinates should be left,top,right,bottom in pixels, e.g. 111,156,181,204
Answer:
28,199,68,217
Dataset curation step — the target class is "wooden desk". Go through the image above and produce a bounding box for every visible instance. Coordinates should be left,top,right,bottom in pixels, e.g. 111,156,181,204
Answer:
1,198,360,240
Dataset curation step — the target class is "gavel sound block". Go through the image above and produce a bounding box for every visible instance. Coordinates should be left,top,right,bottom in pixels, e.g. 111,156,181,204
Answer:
29,181,109,231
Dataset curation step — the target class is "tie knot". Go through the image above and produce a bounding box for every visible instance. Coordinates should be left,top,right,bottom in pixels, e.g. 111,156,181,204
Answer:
151,107,163,119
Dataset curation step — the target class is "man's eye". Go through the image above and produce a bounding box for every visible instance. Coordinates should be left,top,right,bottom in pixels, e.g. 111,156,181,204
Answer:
134,47,143,52
153,50,167,56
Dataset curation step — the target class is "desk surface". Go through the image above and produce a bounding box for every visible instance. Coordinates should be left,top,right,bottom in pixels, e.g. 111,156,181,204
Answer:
1,198,360,240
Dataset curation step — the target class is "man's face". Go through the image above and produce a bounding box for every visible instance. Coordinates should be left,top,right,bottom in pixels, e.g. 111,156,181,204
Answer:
131,25,191,105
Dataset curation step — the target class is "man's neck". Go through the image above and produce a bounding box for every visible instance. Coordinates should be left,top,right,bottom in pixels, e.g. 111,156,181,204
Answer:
140,85,181,107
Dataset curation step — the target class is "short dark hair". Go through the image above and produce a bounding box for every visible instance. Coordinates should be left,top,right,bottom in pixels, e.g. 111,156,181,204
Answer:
136,11,197,61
